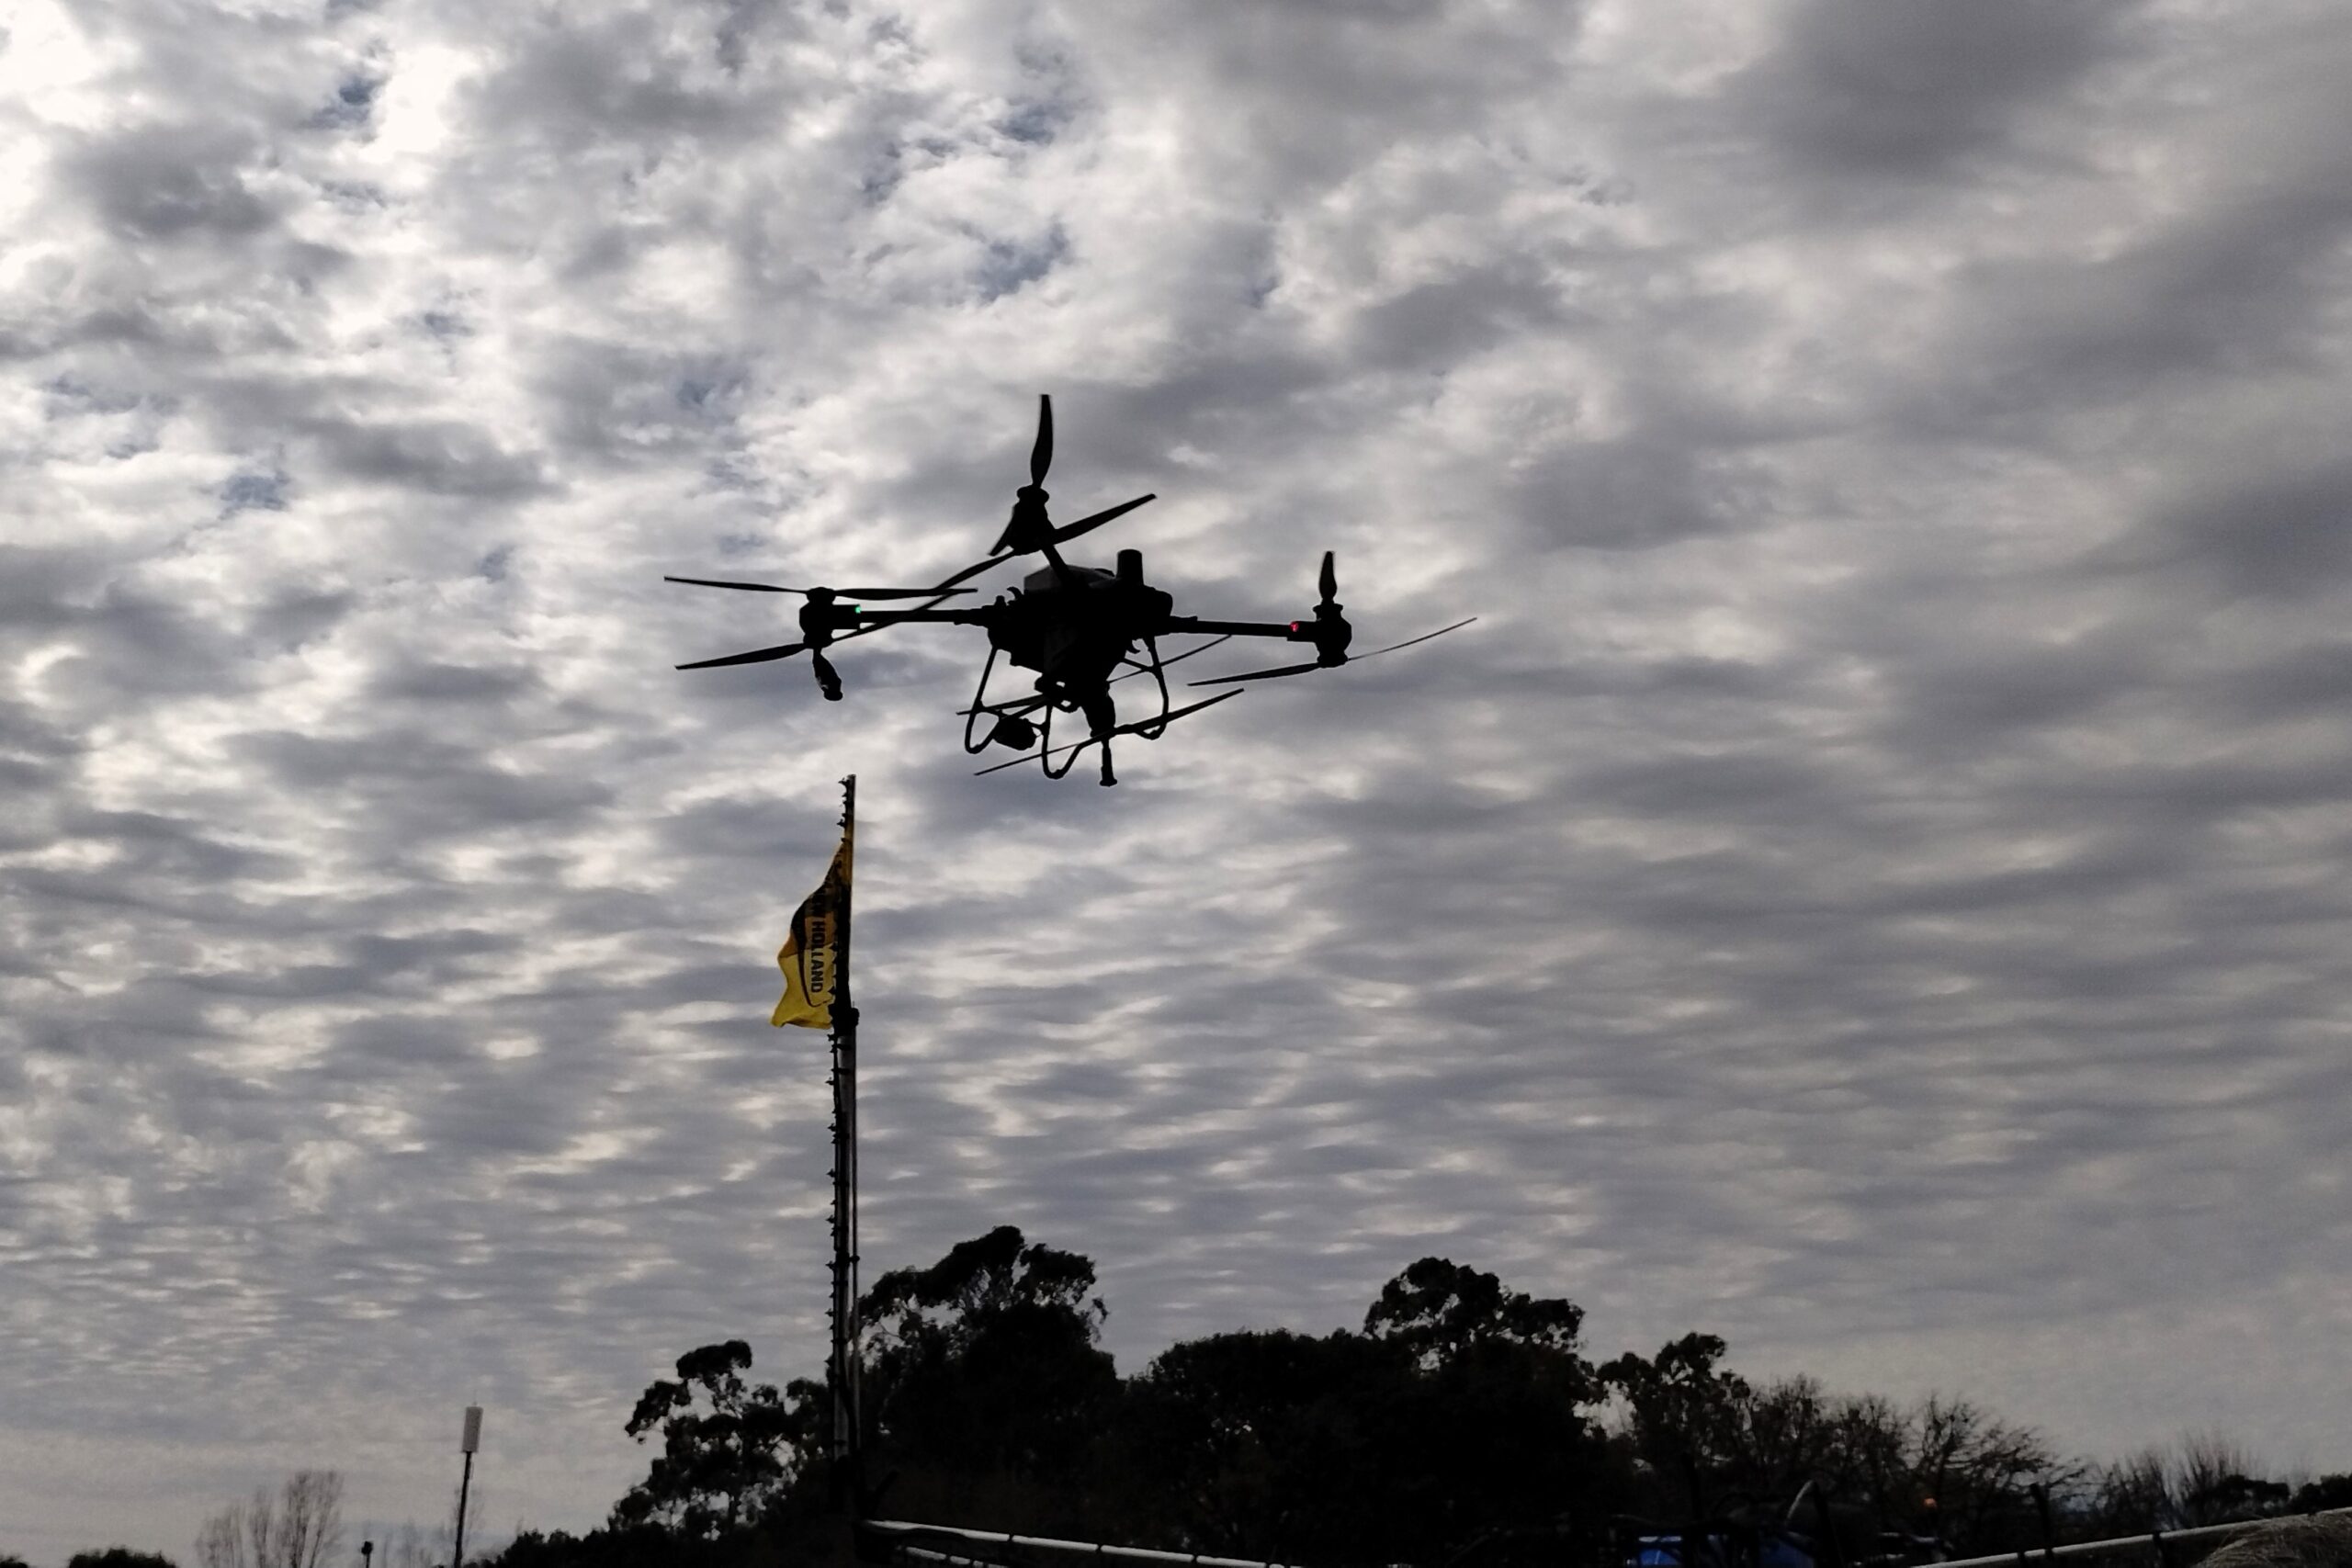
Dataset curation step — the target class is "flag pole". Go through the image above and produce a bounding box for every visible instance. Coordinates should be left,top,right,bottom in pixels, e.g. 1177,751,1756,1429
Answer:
826,774,863,1514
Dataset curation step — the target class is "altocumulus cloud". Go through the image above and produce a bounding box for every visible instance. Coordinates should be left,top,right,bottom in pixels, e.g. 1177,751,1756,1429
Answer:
5,0,2352,1558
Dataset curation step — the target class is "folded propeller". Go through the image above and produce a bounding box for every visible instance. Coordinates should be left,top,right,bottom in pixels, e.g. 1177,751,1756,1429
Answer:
666,579,968,672
933,395,1156,587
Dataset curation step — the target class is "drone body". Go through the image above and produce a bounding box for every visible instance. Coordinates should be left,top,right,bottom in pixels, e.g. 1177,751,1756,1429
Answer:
990,560,1173,705
668,397,1472,784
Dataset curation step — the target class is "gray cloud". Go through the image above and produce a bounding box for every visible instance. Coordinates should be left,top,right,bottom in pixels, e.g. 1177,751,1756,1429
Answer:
62,121,282,242
6,0,2352,1561
1737,0,2146,185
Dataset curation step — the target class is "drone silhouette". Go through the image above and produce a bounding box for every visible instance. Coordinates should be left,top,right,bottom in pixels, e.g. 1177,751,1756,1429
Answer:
667,396,1474,785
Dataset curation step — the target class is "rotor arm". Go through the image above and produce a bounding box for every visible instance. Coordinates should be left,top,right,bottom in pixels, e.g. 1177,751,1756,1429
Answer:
818,604,998,631
1158,615,1319,643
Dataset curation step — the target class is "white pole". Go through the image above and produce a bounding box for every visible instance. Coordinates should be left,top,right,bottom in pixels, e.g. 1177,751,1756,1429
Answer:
863,1519,1306,1568
453,1405,482,1568
865,1510,2352,1568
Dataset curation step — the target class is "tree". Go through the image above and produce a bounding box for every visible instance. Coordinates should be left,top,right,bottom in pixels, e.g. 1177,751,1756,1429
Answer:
2090,1433,2291,1536
1601,1333,1756,1518
193,1473,345,1568
855,1224,1118,1507
1715,1375,1858,1513
195,1512,238,1568
2290,1473,2352,1513
1594,1343,2077,1558
1363,1257,1585,1369
1121,1326,1414,1561
375,1524,432,1568
2171,1431,2290,1528
861,1225,1108,1352
69,1553,178,1568
1900,1394,2070,1551
1363,1259,1602,1563
614,1340,797,1537
1107,1260,1602,1568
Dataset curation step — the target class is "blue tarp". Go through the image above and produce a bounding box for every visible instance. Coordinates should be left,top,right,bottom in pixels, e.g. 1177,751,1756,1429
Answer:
1632,1535,1815,1568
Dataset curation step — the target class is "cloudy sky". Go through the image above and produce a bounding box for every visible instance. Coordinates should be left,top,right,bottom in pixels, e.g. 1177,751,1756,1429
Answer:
7,0,2352,1557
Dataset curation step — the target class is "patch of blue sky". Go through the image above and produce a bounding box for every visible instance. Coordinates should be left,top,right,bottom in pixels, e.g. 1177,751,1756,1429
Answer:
974,226,1069,303
220,468,290,517
308,73,382,132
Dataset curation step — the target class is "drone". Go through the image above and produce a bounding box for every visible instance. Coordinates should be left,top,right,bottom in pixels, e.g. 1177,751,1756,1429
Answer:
667,396,1474,785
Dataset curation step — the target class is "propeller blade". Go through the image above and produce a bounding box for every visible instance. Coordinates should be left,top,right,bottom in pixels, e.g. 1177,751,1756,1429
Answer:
1108,635,1233,684
975,690,1240,775
926,493,1155,592
936,547,1030,589
1318,550,1337,604
666,576,971,600
833,586,974,600
676,641,808,671
1189,660,1322,688
1051,493,1156,547
1030,394,1054,486
1355,615,1477,660
675,582,969,675
665,575,794,593
1188,618,1477,688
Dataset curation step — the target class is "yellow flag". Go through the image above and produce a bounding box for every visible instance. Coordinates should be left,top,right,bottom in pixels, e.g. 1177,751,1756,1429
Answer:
772,824,853,1029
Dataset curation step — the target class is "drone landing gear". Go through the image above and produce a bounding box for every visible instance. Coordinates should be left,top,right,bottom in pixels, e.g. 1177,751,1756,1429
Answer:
972,690,1240,781
1080,692,1121,785
811,650,844,701
986,715,1037,750
961,648,1057,754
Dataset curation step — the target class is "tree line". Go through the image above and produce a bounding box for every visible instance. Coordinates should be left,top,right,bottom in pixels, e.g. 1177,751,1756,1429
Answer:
500,1227,2352,1568
6,1461,481,1568
11,1230,2341,1568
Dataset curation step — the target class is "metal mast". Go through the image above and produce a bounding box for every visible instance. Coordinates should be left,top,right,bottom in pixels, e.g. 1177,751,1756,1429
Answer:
825,775,863,1512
